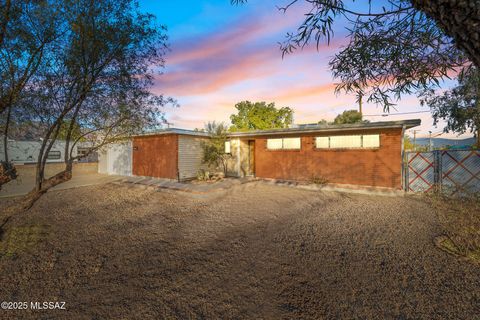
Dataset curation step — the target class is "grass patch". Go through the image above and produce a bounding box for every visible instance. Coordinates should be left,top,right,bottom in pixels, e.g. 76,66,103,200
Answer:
429,192,480,265
0,225,49,258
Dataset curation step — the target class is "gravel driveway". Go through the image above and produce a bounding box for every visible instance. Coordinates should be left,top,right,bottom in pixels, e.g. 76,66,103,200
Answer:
0,182,479,319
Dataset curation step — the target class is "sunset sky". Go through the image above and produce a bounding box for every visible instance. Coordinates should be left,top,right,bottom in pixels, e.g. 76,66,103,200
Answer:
141,0,472,139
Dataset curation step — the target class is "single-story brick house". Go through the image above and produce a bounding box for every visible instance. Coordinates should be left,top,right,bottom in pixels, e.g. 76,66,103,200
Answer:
99,119,420,189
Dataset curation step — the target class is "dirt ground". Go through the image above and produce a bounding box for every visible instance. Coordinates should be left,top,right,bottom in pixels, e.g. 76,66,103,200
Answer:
0,182,479,319
0,163,118,198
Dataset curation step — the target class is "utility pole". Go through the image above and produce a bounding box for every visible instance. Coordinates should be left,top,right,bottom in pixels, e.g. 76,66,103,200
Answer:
358,92,363,118
412,130,420,151
428,131,432,151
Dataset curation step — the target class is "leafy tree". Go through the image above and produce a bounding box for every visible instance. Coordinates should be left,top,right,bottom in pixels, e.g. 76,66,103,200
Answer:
0,1,58,115
231,1,474,109
333,110,365,124
404,135,415,151
0,0,59,188
5,0,171,211
421,66,480,148
229,101,293,131
408,1,480,68
201,121,230,175
317,119,329,125
56,120,83,142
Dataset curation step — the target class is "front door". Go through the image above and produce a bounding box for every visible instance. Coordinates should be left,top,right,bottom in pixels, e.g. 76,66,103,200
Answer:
248,140,255,176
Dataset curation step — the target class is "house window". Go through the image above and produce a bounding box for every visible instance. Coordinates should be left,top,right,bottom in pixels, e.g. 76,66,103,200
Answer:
283,137,301,149
266,138,283,150
315,134,380,149
47,150,61,160
266,137,301,150
362,134,380,148
224,141,231,154
330,135,362,148
315,137,329,149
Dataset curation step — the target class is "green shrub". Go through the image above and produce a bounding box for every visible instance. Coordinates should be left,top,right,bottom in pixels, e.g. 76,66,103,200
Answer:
196,169,211,181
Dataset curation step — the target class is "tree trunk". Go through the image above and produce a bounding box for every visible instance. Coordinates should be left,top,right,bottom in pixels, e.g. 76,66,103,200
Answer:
0,102,16,190
34,121,62,191
1,160,73,239
476,129,480,149
22,162,73,211
0,0,11,49
0,161,16,190
3,100,12,162
410,0,480,68
476,71,480,149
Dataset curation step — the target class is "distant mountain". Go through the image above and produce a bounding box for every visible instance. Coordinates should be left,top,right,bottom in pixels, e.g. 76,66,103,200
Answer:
414,137,475,148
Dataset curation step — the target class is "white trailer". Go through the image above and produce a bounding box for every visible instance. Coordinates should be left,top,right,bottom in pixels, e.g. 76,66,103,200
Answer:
0,138,78,164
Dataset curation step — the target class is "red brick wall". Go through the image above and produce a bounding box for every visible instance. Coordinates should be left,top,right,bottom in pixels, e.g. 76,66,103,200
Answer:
253,128,403,189
132,134,178,179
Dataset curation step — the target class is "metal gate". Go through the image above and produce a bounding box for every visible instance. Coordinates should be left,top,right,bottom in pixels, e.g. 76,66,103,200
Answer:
405,150,480,194
406,152,437,192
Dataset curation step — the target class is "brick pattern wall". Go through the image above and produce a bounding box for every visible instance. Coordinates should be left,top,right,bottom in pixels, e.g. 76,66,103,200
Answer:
254,128,403,189
132,134,178,179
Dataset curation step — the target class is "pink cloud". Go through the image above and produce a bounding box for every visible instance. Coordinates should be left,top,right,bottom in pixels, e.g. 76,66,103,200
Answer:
156,4,471,139
155,3,346,97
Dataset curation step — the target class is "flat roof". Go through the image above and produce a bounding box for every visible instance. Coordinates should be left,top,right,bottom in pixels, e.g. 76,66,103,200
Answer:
134,119,421,138
227,119,421,137
134,128,210,138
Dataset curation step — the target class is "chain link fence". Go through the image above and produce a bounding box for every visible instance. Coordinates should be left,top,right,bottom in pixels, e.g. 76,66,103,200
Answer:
405,150,480,194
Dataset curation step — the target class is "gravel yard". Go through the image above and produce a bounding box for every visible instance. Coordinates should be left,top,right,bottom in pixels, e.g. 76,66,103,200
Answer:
0,182,479,319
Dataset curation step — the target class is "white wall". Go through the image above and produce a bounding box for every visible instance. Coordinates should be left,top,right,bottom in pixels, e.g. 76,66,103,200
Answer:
178,135,211,180
98,141,132,176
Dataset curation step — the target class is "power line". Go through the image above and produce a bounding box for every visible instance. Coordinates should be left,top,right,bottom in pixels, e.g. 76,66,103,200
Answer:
410,130,445,139
363,110,431,117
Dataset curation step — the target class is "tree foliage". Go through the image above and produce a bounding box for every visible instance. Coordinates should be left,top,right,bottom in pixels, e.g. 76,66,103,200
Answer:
408,0,480,68
421,66,480,147
333,110,365,124
0,0,58,115
404,135,415,151
0,0,60,185
231,0,474,110
1,0,171,210
56,120,83,141
229,101,293,131
201,122,230,175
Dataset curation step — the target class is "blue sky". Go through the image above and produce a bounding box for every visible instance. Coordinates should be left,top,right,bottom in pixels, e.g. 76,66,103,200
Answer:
139,0,471,139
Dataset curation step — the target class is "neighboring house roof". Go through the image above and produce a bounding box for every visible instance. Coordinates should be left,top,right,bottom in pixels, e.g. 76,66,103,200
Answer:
134,119,421,139
134,128,211,138
227,119,421,137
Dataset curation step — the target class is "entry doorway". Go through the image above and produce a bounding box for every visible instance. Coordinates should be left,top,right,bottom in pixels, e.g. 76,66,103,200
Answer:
247,140,255,176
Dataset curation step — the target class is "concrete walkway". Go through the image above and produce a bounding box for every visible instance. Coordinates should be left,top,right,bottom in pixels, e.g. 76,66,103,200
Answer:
117,176,256,194
0,173,123,198
260,179,406,197
116,176,405,197
1,172,405,199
